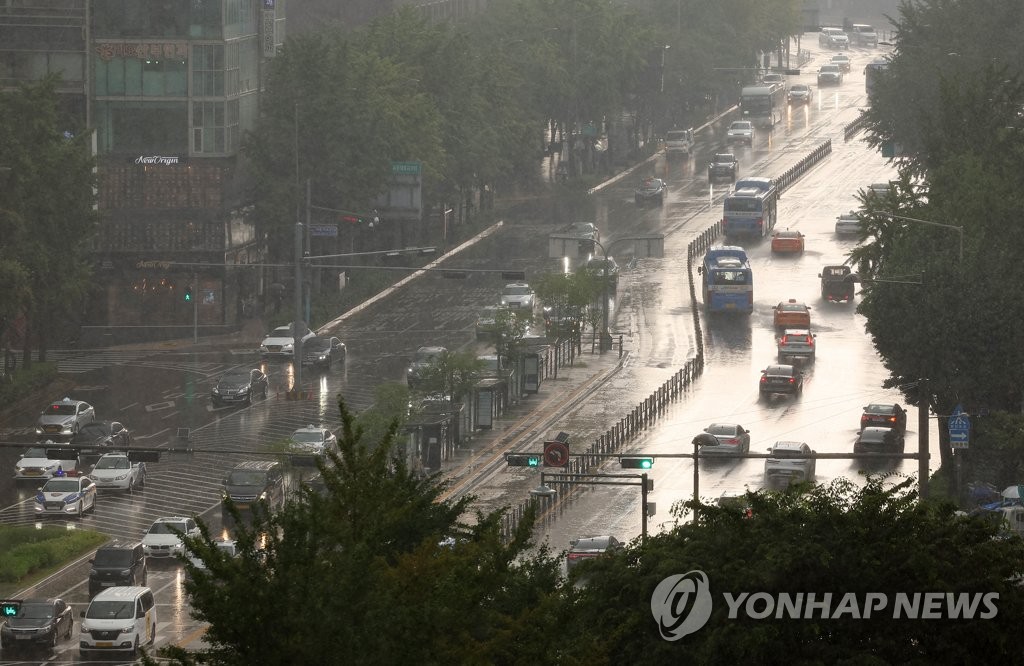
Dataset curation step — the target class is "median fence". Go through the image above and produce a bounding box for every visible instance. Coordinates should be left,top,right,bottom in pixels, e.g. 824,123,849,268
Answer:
843,112,868,142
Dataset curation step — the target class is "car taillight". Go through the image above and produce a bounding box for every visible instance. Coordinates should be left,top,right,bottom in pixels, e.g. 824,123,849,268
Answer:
756,218,763,229
567,553,582,560
725,438,738,444
788,378,795,384
888,416,896,423
760,376,767,383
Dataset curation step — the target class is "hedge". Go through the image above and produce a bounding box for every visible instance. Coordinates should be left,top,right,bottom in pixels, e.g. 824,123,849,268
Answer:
0,525,108,584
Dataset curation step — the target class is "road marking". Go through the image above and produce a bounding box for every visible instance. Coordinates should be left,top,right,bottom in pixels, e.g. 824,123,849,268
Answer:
120,402,139,411
145,401,176,412
160,411,180,420
134,428,169,440
175,623,209,648
163,392,185,399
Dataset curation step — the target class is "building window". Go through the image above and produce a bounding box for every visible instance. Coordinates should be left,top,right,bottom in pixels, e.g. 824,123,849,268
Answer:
95,101,189,155
192,99,238,155
193,44,224,97
91,0,222,39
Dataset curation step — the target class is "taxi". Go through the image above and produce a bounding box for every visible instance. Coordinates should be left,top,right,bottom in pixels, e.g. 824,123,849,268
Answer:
772,299,811,328
770,229,805,254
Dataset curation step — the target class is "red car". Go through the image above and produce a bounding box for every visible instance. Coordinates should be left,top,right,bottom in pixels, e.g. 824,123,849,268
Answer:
773,299,811,328
860,403,908,434
771,229,805,254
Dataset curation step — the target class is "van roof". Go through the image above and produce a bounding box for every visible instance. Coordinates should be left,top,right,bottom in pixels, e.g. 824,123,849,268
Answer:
90,586,151,601
231,460,280,471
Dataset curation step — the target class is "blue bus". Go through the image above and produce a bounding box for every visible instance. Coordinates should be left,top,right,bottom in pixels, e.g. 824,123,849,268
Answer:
722,179,779,240
740,83,786,128
699,246,754,313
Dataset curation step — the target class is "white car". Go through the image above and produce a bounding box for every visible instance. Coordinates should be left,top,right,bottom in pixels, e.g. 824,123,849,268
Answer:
34,475,96,517
259,323,316,359
288,425,338,456
14,445,78,480
500,283,536,311
835,212,862,236
726,121,755,146
90,453,146,491
36,397,95,439
765,441,816,485
142,516,201,561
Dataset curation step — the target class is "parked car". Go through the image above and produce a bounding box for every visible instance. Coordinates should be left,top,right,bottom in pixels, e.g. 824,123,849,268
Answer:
90,452,146,492
787,83,812,105
288,425,338,457
566,535,624,573
407,346,447,387
14,446,78,480
765,441,816,484
777,329,816,363
759,364,804,397
835,212,862,237
634,177,666,206
819,264,858,302
36,397,95,440
708,153,739,181
259,322,315,359
70,421,131,456
866,182,893,197
211,367,268,406
543,305,586,339
141,516,200,562
817,64,843,86
830,53,852,72
698,423,751,455
34,475,96,517
0,597,74,652
726,120,755,146
88,541,147,598
854,426,906,454
500,283,537,311
860,403,908,433
770,229,805,254
772,299,811,328
302,336,346,370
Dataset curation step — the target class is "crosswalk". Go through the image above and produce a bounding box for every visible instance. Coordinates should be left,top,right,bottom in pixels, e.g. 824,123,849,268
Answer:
44,349,233,377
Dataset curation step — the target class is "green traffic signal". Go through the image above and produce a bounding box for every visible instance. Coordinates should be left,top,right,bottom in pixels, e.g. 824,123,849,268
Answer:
620,456,654,470
184,287,193,302
506,453,541,467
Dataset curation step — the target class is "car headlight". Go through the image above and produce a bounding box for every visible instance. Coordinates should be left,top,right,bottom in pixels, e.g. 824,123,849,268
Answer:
317,353,328,360
281,343,294,352
212,387,220,394
35,426,43,434
259,492,268,501
114,473,129,481
239,384,251,393
120,625,134,634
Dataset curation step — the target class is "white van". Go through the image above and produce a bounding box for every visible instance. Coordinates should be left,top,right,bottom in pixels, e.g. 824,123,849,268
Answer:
664,128,694,157
79,586,156,658
819,27,849,49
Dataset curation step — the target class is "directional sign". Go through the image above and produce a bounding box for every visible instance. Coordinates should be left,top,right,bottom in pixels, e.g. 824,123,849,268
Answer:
948,403,970,449
310,224,338,238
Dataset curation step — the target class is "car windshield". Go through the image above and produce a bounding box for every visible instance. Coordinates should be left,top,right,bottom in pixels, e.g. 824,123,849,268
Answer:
220,371,250,383
149,521,186,535
44,404,76,415
306,338,330,351
414,350,442,363
791,85,808,92
16,603,53,620
76,424,108,436
86,601,134,620
777,231,799,238
666,131,689,141
270,326,291,337
781,303,805,312
503,286,532,296
713,154,734,162
731,122,752,130
865,404,894,414
771,448,804,458
95,456,129,470
821,65,839,72
22,447,47,458
291,431,324,444
94,549,133,566
572,537,614,551
42,479,79,492
227,471,267,486
707,424,738,436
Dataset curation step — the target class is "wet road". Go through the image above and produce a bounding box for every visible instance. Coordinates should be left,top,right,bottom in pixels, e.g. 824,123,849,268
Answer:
0,37,906,664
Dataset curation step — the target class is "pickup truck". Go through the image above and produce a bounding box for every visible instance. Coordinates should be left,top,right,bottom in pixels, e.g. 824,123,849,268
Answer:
819,264,858,303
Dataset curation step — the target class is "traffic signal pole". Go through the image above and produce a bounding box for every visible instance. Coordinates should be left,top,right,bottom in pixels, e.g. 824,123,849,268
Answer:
192,271,198,343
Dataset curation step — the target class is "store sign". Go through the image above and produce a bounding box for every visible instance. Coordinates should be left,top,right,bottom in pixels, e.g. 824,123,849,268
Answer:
95,42,188,62
135,155,184,166
136,260,173,269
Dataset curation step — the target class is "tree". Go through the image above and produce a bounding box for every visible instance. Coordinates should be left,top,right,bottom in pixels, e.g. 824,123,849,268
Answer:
556,478,1024,663
169,398,563,665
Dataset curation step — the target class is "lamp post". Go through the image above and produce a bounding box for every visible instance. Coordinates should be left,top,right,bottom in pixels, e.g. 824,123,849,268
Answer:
660,45,670,93
883,212,964,264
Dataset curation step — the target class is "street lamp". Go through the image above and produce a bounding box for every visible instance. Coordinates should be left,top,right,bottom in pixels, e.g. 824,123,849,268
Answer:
882,212,964,264
660,45,670,93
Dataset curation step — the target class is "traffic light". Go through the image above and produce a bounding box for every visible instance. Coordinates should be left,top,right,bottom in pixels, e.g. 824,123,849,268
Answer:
1,600,19,617
620,456,654,469
184,286,193,302
506,453,541,467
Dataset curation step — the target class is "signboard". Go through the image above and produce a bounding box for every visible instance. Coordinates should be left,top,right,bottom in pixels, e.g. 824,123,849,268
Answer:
310,224,338,238
391,161,422,175
543,440,570,467
948,403,970,449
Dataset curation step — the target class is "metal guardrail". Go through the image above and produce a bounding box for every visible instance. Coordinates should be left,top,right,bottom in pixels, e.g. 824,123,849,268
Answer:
843,112,868,142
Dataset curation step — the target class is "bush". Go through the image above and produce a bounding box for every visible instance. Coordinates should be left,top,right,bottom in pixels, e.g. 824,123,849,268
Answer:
0,525,108,585
0,361,58,406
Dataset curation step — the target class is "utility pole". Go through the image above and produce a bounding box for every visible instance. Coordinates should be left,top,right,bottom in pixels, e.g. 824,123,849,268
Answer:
305,178,312,325
192,271,198,343
918,377,929,499
293,220,304,393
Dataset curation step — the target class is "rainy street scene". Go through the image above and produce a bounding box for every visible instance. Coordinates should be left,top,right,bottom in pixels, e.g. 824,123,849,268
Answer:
1,0,1022,663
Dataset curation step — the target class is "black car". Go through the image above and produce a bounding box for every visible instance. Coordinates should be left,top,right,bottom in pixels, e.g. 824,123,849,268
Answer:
69,421,131,457
303,336,346,370
211,368,269,406
0,597,74,652
88,541,147,598
854,426,905,454
566,535,624,573
634,177,666,206
581,257,620,289
708,153,738,181
860,403,908,433
759,364,804,396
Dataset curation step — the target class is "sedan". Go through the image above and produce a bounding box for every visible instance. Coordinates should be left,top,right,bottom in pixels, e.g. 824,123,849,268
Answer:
303,336,346,370
835,212,862,237
211,367,269,406
288,425,338,456
830,53,852,72
634,177,666,206
582,257,620,289
708,153,739,181
34,475,96,517
90,452,146,491
759,364,804,397
142,516,201,561
36,397,94,440
770,229,805,254
14,447,78,480
765,441,816,485
566,535,624,573
500,283,537,311
698,423,751,455
817,64,843,85
854,426,906,454
0,597,74,652
772,299,811,328
787,83,812,105
726,120,755,146
70,421,131,456
860,403,908,434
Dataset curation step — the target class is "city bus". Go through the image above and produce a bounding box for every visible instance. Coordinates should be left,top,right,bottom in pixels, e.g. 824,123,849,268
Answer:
865,58,889,98
698,246,753,313
739,83,786,128
723,179,779,240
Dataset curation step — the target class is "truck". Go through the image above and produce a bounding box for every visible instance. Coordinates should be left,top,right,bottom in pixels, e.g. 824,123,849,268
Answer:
846,23,878,47
819,264,858,303
664,128,695,158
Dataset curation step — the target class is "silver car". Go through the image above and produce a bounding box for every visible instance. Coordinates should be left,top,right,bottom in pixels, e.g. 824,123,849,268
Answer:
500,283,536,311
764,441,816,485
36,397,95,440
835,212,862,236
698,423,751,455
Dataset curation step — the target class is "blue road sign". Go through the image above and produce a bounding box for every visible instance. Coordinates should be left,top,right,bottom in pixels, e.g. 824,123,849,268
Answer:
948,403,970,449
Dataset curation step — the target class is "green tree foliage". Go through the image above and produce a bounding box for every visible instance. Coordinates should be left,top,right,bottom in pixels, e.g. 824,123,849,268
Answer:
0,77,98,361
172,399,562,665
558,478,1024,663
412,349,485,404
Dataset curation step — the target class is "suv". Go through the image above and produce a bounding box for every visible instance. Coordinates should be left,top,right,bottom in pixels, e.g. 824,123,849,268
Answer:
817,64,843,86
849,23,878,47
854,426,905,454
707,153,738,181
777,329,816,363
765,441,816,484
787,83,812,105
819,264,858,302
819,27,849,49
89,542,147,598
222,460,287,513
